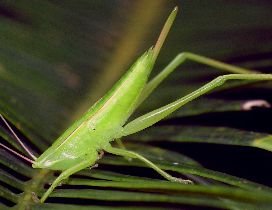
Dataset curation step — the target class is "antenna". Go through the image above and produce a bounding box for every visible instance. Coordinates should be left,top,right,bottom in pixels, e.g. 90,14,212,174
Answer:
0,143,34,164
0,113,37,160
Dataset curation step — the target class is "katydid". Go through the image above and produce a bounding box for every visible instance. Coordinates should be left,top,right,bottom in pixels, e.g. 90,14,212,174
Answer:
1,7,272,203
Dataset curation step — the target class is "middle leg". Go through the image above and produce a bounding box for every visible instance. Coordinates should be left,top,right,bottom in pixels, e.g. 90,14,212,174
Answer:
104,145,192,184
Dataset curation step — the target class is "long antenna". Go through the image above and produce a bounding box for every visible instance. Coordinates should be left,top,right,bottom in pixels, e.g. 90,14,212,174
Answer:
0,113,37,160
0,143,34,164
152,6,178,62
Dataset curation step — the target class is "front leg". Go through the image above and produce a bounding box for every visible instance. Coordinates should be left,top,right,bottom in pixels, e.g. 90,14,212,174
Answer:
40,159,93,203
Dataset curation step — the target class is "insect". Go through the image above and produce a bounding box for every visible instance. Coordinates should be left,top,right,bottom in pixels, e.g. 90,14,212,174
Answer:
1,7,272,203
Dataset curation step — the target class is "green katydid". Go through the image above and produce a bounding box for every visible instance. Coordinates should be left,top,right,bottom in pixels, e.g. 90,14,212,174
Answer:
1,6,272,203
